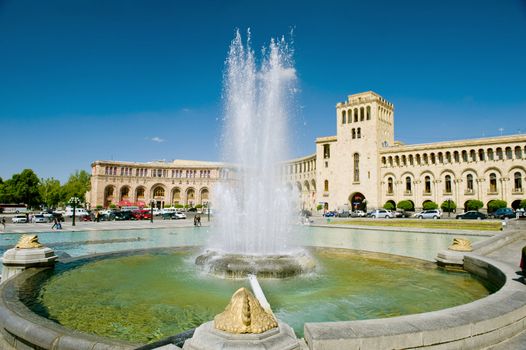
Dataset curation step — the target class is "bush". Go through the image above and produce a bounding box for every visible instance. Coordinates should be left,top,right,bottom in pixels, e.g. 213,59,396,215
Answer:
96,205,103,210
488,200,507,213
175,204,183,208
466,200,483,211
440,200,457,212
109,203,117,209
383,201,395,210
397,200,414,211
521,199,526,209
316,204,323,211
423,201,438,210
195,204,203,209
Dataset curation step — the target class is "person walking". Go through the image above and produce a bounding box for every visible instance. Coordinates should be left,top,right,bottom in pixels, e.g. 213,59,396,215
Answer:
51,217,58,230
1,217,6,231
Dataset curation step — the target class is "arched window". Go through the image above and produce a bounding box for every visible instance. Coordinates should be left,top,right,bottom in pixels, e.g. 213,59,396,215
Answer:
416,154,421,165
489,173,497,192
402,155,407,166
360,107,365,121
324,180,329,192
445,175,452,193
423,154,429,165
153,187,165,198
366,106,371,120
357,127,361,138
478,149,485,161
445,152,451,163
487,148,494,161
438,152,443,164
352,128,356,139
354,108,358,122
409,154,414,165
496,148,503,160
514,172,523,191
430,153,436,164
353,153,360,182
405,176,412,193
462,150,468,162
424,176,431,194
506,147,513,160
136,187,145,200
467,174,474,192
387,177,394,194
395,156,400,166
515,146,523,159
323,144,330,159
381,156,386,165
453,151,459,163
470,150,476,162
342,110,346,124
388,156,393,166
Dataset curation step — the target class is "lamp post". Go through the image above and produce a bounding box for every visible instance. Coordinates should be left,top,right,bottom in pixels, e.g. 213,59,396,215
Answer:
68,196,81,226
207,202,211,222
150,200,155,223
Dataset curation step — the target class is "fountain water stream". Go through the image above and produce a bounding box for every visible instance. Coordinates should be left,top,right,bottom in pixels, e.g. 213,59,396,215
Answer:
196,30,314,277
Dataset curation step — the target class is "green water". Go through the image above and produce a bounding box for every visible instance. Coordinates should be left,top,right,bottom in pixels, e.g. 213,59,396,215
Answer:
35,249,492,344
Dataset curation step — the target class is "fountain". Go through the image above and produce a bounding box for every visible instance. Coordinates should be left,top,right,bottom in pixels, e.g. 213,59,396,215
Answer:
196,30,315,278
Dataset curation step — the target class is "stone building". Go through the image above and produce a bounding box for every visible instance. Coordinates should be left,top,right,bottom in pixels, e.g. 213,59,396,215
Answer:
88,91,526,212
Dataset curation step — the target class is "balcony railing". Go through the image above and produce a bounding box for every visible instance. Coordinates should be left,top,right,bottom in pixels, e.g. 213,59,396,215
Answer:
512,188,524,195
464,189,474,195
422,191,432,196
404,190,412,196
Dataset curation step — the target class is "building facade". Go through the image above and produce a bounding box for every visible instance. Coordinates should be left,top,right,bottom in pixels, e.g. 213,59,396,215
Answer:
88,91,526,212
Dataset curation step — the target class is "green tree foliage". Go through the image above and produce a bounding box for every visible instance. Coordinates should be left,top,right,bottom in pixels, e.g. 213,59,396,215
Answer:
466,199,484,211
440,200,457,212
396,200,414,211
488,200,507,213
39,178,63,208
423,201,438,210
316,204,323,211
0,169,42,208
62,170,91,203
521,199,526,209
383,201,395,210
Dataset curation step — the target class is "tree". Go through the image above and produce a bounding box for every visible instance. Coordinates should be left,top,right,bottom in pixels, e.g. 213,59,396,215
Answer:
39,178,63,208
466,199,484,211
423,201,438,210
397,200,414,211
0,169,42,208
440,200,457,213
62,170,91,203
383,201,395,210
316,204,323,211
521,199,526,209
488,200,507,213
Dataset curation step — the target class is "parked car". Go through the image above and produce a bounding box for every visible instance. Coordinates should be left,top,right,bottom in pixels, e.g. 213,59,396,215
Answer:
350,210,366,217
133,209,152,220
489,208,515,219
323,211,336,217
114,211,135,221
337,210,350,218
415,209,442,220
188,207,198,212
81,214,92,222
390,210,405,218
456,211,487,220
368,209,393,219
174,211,186,219
64,208,90,218
12,215,27,223
31,214,48,223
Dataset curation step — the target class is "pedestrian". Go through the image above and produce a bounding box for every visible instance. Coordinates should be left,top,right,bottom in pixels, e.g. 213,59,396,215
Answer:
193,215,197,226
521,246,526,275
196,215,201,227
51,217,58,230
1,217,6,231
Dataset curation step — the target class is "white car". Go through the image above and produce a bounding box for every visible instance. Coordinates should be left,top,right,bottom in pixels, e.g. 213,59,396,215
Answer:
161,208,177,215
32,214,48,223
368,209,393,219
12,215,28,223
351,210,366,217
174,211,186,219
415,209,442,219
64,208,89,217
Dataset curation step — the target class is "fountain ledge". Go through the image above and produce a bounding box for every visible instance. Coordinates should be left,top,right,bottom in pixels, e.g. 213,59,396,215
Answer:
304,254,526,349
0,247,525,349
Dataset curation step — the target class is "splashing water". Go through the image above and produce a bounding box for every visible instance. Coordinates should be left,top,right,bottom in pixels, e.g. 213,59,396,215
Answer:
209,30,298,256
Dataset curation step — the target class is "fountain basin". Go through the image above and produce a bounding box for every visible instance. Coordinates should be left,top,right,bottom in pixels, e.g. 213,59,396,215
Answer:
195,250,316,278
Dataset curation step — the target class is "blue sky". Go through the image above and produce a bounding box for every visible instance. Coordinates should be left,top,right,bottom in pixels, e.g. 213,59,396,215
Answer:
1,0,525,182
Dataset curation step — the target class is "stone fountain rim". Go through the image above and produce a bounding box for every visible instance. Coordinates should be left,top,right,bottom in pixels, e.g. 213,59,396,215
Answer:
0,245,516,350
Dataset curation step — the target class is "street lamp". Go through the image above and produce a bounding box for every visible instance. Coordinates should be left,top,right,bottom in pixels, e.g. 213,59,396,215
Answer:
68,196,81,226
150,200,155,223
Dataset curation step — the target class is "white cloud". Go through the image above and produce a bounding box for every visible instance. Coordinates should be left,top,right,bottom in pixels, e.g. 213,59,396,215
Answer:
147,136,165,143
